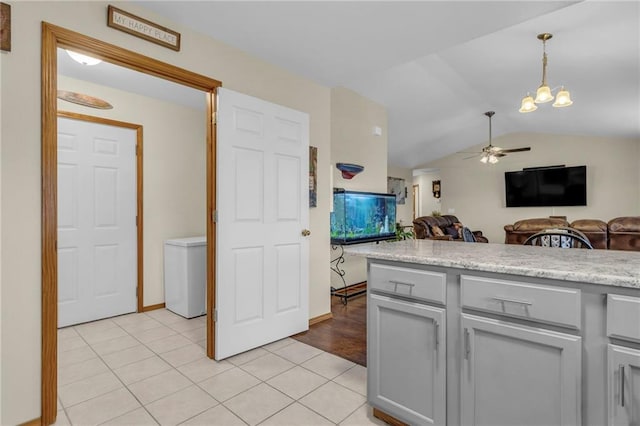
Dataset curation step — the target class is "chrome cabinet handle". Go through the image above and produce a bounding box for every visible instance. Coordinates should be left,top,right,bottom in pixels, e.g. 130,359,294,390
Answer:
620,364,625,407
389,280,415,294
434,321,440,351
492,296,533,306
464,328,471,360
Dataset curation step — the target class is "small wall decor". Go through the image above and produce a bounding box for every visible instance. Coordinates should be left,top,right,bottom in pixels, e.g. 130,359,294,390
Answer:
432,180,441,199
0,2,10,52
336,163,364,179
388,176,406,205
57,90,113,109
107,5,181,51
309,146,318,207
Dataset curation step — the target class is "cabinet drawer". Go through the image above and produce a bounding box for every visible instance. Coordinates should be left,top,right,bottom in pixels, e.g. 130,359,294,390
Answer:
461,275,581,329
369,263,446,304
607,294,640,343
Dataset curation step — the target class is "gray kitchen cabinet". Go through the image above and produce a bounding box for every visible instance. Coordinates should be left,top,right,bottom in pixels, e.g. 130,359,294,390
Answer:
608,344,640,425
461,313,582,426
368,293,446,425
354,247,640,426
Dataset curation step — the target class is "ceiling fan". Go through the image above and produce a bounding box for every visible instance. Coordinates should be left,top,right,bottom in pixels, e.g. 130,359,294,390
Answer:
462,111,531,164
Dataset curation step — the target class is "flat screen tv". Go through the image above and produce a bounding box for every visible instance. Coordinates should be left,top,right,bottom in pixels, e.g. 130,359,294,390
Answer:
505,165,587,207
330,189,397,245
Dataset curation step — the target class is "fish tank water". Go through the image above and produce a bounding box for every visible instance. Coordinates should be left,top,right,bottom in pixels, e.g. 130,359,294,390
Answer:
330,189,397,245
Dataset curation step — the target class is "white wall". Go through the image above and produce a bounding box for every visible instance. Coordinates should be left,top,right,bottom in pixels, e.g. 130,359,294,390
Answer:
58,75,206,307
330,87,387,287
387,165,414,227
424,133,640,243
0,2,331,423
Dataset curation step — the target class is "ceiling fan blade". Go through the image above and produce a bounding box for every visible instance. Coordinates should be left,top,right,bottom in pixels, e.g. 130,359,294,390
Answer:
495,153,507,157
499,147,531,153
463,154,480,160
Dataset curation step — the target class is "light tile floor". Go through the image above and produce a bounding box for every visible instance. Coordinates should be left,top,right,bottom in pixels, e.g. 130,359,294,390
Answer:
55,309,386,426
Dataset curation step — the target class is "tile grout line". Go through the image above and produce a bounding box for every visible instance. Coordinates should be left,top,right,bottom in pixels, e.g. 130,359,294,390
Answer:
60,311,369,426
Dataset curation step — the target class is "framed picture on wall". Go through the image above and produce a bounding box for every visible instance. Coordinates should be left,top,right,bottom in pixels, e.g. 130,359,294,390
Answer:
309,146,318,207
432,180,441,199
387,176,406,204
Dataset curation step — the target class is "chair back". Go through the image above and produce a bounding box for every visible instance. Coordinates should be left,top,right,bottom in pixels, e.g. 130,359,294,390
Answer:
523,227,593,249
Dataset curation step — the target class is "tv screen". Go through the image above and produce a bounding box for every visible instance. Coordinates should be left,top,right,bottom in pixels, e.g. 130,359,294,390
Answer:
330,189,397,245
505,166,587,207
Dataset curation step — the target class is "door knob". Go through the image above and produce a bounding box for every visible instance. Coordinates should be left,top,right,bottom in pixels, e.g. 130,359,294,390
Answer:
301,229,311,236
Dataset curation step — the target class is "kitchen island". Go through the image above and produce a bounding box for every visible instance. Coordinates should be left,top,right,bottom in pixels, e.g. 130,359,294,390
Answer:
344,239,640,426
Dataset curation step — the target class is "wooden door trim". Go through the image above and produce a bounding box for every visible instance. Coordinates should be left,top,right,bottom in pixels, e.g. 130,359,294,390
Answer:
42,22,221,425
57,111,144,313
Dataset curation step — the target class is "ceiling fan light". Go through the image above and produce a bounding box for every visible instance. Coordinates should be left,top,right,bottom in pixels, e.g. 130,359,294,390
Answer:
488,155,499,164
519,95,538,113
534,85,554,104
66,49,102,66
553,88,573,107
480,154,489,164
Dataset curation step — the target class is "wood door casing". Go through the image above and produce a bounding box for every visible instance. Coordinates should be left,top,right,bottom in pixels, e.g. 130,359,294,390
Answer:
41,23,221,425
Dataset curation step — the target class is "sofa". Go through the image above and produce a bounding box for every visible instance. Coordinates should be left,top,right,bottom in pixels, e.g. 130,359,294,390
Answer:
504,216,640,251
413,215,489,243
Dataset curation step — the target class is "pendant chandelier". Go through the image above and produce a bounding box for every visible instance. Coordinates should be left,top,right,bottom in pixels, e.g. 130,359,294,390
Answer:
519,33,573,113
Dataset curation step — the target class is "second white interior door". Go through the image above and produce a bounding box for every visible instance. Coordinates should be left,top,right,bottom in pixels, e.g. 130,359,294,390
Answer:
57,116,137,327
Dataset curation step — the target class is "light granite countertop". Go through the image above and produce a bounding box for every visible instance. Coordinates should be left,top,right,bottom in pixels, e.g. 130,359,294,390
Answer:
343,239,640,289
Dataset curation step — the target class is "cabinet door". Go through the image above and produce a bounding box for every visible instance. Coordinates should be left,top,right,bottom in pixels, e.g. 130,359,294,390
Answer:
368,293,445,426
461,314,581,426
608,344,640,425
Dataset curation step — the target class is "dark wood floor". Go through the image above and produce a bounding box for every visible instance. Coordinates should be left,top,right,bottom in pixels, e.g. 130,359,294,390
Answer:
292,291,367,366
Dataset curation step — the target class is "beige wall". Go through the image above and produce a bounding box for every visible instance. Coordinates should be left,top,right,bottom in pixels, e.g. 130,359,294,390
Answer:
387,166,414,227
330,87,387,287
424,133,640,244
59,75,206,307
0,49,3,423
0,2,331,423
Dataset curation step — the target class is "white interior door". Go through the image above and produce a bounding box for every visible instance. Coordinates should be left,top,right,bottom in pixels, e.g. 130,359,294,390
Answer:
58,116,137,327
216,87,310,359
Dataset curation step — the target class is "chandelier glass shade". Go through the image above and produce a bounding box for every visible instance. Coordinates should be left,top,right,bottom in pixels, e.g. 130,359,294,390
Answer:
519,33,573,113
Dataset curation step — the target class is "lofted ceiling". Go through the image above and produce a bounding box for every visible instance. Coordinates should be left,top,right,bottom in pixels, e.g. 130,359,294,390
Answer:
62,1,640,169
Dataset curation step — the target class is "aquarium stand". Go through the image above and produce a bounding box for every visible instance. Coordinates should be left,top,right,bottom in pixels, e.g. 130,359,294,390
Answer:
330,244,366,305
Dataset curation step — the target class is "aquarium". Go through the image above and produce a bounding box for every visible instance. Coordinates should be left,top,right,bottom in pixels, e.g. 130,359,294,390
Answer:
331,189,397,245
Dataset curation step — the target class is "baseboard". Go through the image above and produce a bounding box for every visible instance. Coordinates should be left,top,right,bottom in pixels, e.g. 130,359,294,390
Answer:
142,303,166,312
309,312,333,326
373,408,408,426
19,417,41,426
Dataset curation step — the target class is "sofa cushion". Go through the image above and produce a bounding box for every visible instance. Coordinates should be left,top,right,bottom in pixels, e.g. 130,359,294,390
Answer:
571,219,607,233
512,218,569,231
608,217,640,251
570,219,608,250
608,217,640,233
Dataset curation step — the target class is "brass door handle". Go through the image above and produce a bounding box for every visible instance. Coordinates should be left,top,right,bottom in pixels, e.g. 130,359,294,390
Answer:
301,229,311,236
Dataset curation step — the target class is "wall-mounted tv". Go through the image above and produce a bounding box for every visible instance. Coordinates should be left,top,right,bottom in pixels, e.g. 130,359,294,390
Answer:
330,189,397,245
505,165,587,207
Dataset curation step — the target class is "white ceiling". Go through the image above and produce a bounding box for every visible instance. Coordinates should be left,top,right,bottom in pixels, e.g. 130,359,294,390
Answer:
62,1,640,169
